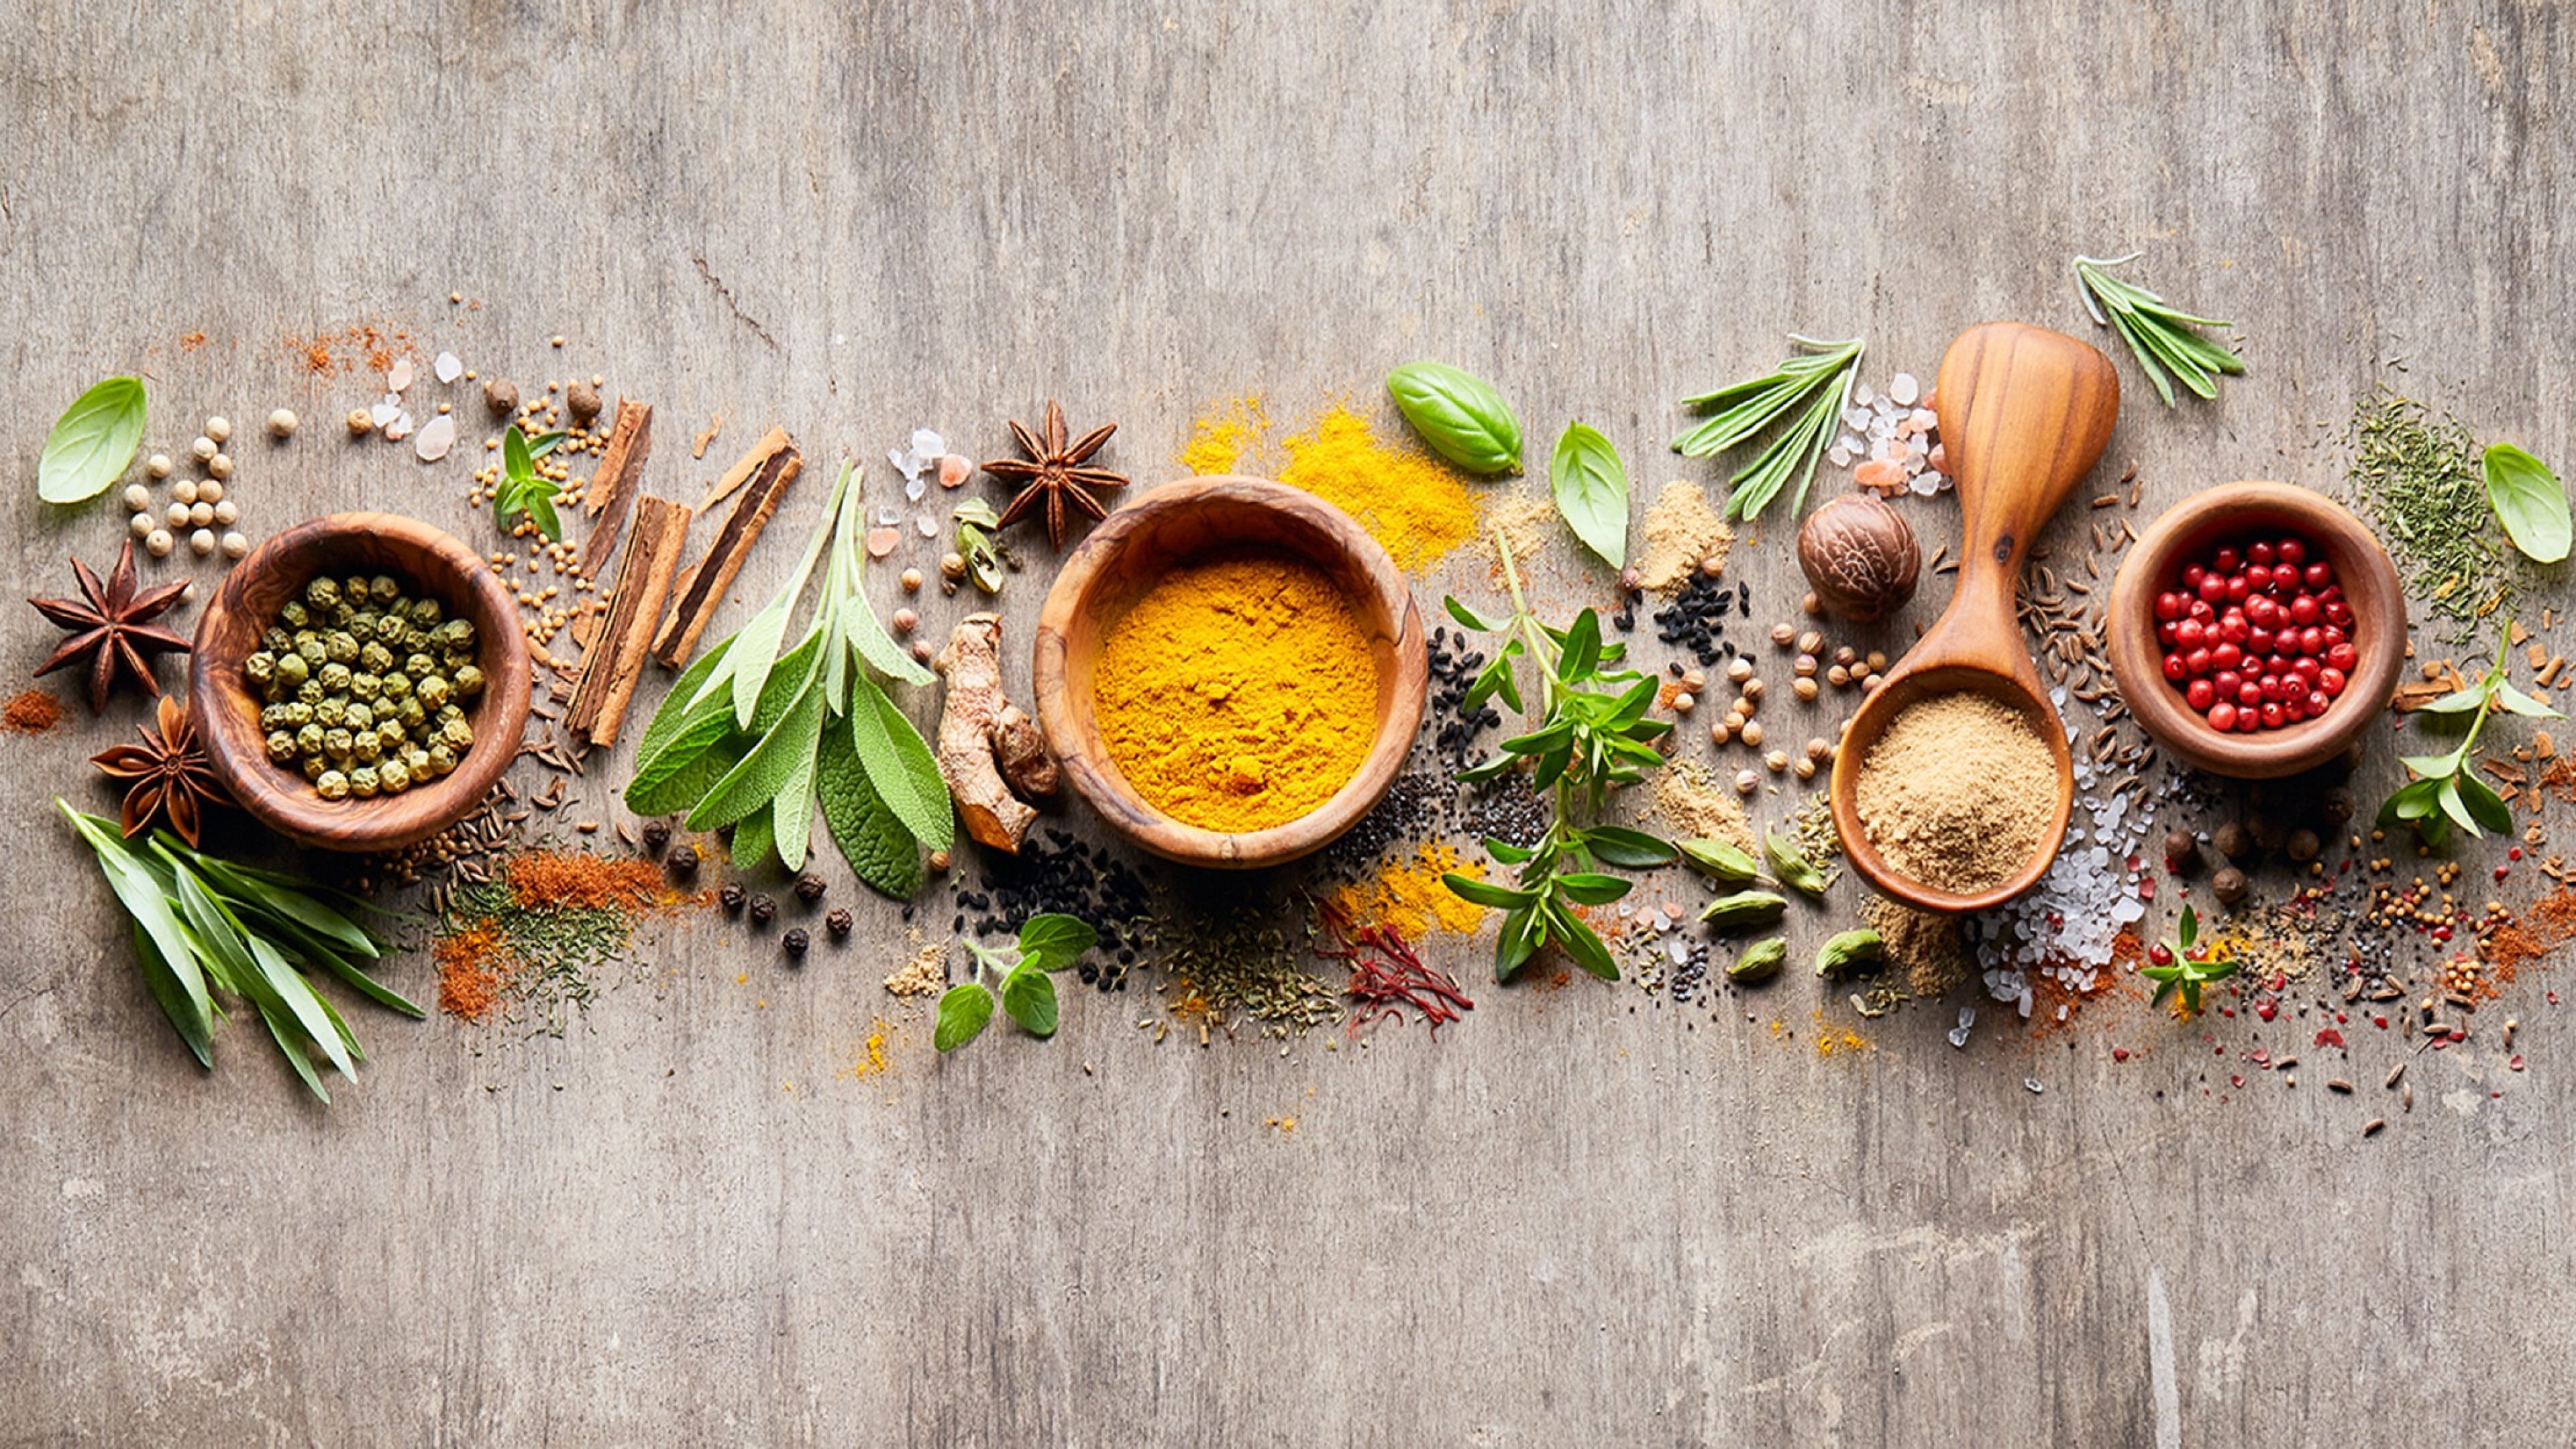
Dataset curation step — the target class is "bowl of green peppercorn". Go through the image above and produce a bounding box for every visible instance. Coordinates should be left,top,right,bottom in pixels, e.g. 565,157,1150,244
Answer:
190,513,530,851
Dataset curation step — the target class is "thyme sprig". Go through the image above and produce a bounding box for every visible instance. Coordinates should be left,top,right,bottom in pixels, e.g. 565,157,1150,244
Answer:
1439,531,1678,981
2072,253,2245,407
2379,617,2561,847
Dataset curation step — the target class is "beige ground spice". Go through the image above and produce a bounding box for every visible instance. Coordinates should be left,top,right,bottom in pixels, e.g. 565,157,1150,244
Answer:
1633,481,1733,594
1650,760,1756,853
1863,895,1971,998
1853,692,2054,894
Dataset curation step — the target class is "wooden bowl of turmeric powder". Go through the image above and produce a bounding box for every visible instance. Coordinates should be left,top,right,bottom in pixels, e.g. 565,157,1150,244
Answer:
1032,475,1427,869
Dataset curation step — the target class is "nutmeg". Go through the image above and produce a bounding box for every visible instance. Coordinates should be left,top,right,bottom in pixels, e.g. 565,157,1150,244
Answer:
1797,493,1919,623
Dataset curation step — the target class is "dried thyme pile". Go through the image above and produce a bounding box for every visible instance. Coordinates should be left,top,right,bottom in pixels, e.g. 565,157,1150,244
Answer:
1152,906,1342,1040
2352,394,2514,640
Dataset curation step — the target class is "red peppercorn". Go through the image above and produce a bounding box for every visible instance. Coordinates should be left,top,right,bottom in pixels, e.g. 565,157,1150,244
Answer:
2304,560,2332,589
2149,943,2174,966
2276,537,2305,566
2186,678,2216,711
2156,591,2185,621
2214,547,2241,572
2209,700,2239,731
2163,651,2189,681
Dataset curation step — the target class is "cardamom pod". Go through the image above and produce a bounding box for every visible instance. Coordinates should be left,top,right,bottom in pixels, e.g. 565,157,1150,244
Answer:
1699,890,1789,927
1727,937,1786,983
1815,928,1886,979
1679,837,1762,884
1765,828,1827,898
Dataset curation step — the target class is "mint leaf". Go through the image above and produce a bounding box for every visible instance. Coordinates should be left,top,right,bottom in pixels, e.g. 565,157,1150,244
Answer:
935,982,995,1052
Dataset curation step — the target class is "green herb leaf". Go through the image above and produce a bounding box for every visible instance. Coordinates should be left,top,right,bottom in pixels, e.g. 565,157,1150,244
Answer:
1549,902,1618,981
38,376,147,505
2456,772,2514,836
1671,337,1864,522
1445,596,1507,633
687,665,827,831
1016,913,1098,973
1000,965,1060,1038
1580,826,1678,869
2073,254,2245,409
934,981,996,1052
1550,872,1633,906
816,712,923,898
1387,362,1523,475
2483,443,2571,565
1549,423,1629,569
1495,906,1543,981
65,804,211,1057
1443,872,1535,909
845,675,956,852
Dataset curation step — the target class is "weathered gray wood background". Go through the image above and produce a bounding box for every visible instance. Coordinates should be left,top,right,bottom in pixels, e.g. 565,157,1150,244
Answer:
4,3,2573,1444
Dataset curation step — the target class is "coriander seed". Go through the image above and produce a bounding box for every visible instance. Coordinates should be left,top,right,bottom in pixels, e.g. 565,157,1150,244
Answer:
1801,590,1822,615
1794,653,1818,677
1734,768,1760,795
1764,749,1788,773
1725,657,1754,684
1711,722,1733,745
1796,630,1823,653
1770,623,1795,647
1805,738,1831,761
892,608,918,635
1740,720,1765,749
1742,679,1764,702
900,568,923,592
1792,678,1819,702
346,407,376,437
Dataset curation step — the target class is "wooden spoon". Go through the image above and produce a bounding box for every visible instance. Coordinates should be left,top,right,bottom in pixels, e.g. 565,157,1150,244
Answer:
1827,322,2121,912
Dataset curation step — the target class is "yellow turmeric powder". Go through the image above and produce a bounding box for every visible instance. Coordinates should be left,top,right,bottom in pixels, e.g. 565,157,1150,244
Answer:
1180,394,1269,476
1093,553,1379,832
1279,405,1481,571
1329,842,1488,938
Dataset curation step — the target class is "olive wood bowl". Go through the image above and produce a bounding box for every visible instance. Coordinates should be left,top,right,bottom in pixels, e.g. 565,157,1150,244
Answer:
1032,474,1427,869
189,513,533,852
2104,482,2406,777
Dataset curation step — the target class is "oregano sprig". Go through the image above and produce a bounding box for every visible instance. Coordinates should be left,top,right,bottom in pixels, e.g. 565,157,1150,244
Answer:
2143,906,2237,1016
2072,252,2246,408
1670,334,1863,523
1439,531,1678,981
495,423,570,540
2379,616,2561,847
936,914,1097,1051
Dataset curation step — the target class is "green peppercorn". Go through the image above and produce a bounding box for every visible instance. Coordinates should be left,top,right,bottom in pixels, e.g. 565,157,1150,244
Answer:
350,672,381,701
453,665,485,698
405,652,437,679
350,731,381,763
415,676,449,710
402,745,431,774
259,703,292,732
409,598,442,628
318,661,351,694
398,696,427,729
376,722,406,753
347,765,380,799
245,651,276,686
295,722,325,755
439,717,474,750
323,631,358,665
347,612,378,643
359,640,392,674
341,576,368,606
343,700,373,731
369,575,400,604
301,755,328,782
322,727,354,758
293,635,326,666
266,731,297,763
426,743,458,775
305,577,341,610
275,652,312,689
314,697,348,729
282,701,313,727
261,626,292,653
380,672,412,700
296,678,326,706
437,619,475,651
379,757,412,792
315,769,350,801
279,600,310,629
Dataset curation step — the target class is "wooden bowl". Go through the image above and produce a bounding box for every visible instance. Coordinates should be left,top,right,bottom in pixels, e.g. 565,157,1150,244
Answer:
1032,475,1427,869
189,513,533,852
2105,482,2406,777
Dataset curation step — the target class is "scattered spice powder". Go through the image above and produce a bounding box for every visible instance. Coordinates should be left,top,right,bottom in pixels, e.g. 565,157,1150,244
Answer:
1854,692,2055,895
1093,553,1379,831
1278,404,1481,570
1328,841,1487,940
1179,394,1269,476
434,922,509,1022
507,851,665,910
1864,895,1970,998
1650,759,1756,853
2,688,63,735
885,938,949,998
842,1019,894,1078
1477,488,1558,571
2480,885,2576,992
1632,480,1733,594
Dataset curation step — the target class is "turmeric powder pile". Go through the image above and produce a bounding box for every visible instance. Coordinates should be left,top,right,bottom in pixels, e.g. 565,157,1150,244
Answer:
1279,405,1482,570
1329,842,1489,939
1093,552,1379,832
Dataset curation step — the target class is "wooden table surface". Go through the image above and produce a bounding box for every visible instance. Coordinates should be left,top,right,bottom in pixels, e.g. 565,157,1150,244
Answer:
5,5,2573,1444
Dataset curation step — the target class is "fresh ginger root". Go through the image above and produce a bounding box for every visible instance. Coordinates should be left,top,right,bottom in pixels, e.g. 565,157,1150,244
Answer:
932,614,1058,853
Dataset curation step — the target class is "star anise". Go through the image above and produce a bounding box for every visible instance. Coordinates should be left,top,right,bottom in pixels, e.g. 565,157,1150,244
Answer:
28,537,191,712
980,399,1128,549
93,694,229,847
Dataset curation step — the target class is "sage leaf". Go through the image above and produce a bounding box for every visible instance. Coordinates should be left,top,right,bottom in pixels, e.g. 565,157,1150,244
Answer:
38,375,146,504
770,741,820,872
1387,361,1523,475
635,635,735,765
1000,965,1059,1038
687,667,826,830
816,713,924,898
1016,913,1098,973
846,676,956,851
626,735,745,818
935,981,996,1052
1550,423,1629,569
2483,443,2570,565
730,802,776,871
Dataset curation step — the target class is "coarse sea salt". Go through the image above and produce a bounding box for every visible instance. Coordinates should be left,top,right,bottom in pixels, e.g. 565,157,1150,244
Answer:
434,351,464,384
413,413,455,462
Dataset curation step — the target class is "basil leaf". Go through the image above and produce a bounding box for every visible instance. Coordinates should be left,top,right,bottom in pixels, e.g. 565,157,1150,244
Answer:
2484,443,2571,564
934,981,996,1052
1549,422,1629,569
1000,965,1059,1038
1016,914,1098,973
1387,362,1523,475
38,376,147,504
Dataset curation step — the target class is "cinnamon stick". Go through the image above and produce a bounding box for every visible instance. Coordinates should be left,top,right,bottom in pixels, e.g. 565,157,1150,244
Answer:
654,431,802,669
580,399,655,578
568,496,694,746
700,425,793,514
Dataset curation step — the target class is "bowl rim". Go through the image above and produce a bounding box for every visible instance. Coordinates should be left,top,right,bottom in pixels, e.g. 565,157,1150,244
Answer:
2105,480,2406,778
189,511,533,851
1031,474,1427,869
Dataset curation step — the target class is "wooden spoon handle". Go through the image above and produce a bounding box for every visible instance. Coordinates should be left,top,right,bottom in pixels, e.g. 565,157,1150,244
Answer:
1928,322,2121,676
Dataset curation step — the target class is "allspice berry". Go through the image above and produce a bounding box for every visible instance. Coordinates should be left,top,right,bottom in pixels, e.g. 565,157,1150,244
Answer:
1796,492,1920,623
2321,788,2357,825
2212,867,2250,906
566,380,603,426
345,407,377,437
484,378,521,415
2287,828,2322,863
2164,828,2199,870
2212,822,2253,860
2247,814,2287,853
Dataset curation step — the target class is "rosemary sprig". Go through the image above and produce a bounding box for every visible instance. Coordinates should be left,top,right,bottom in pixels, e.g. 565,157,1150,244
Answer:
2072,253,2245,407
1670,335,1863,523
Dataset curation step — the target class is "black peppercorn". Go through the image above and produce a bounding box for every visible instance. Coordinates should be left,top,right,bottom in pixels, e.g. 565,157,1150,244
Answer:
782,927,810,956
825,907,853,938
2212,866,2249,906
640,818,672,854
2321,787,2356,825
794,872,826,904
669,843,700,879
719,881,745,913
749,893,776,926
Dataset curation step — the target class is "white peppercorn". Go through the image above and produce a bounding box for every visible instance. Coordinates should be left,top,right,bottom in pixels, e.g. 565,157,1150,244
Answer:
266,408,298,438
165,502,191,529
191,435,217,462
199,480,225,504
189,527,216,557
146,453,174,480
220,531,249,560
172,479,200,505
213,499,239,526
129,512,154,539
346,408,376,437
205,415,231,444
146,529,174,557
189,502,215,528
123,483,152,512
